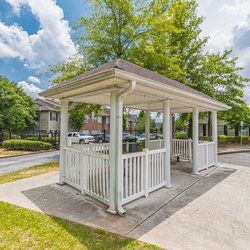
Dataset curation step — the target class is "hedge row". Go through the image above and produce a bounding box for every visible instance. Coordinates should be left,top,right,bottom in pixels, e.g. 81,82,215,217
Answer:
2,140,52,151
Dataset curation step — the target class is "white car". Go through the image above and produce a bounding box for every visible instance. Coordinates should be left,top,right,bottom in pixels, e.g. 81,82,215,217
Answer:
67,132,95,144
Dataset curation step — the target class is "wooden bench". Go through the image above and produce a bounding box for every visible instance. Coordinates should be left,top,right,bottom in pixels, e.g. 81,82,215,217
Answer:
171,153,183,162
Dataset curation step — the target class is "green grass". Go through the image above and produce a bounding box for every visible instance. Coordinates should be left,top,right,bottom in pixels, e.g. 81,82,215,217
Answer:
0,202,161,250
0,161,59,184
0,149,34,157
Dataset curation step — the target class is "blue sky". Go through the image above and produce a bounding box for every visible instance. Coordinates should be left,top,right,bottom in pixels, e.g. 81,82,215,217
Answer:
0,0,250,103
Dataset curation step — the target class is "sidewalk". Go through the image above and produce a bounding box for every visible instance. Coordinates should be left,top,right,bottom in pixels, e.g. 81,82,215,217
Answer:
218,145,250,155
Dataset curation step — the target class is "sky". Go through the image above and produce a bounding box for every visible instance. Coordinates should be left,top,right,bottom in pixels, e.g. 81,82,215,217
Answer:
0,0,249,104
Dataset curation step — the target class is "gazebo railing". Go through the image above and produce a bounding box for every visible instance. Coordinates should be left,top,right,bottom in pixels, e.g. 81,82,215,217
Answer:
198,141,216,171
64,144,110,204
122,148,166,205
148,139,192,161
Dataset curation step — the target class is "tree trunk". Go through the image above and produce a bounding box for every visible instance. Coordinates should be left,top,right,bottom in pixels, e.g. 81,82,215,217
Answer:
0,129,3,143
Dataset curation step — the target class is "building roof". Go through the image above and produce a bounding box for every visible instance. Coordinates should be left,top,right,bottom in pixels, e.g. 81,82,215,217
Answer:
36,98,60,112
40,59,230,113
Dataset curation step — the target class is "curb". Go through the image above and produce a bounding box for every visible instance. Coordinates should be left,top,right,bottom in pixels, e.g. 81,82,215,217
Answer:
0,149,59,159
218,149,250,155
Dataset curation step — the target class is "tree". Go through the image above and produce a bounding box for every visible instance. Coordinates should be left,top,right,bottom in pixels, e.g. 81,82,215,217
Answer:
0,76,36,141
69,102,101,131
49,0,249,128
135,111,157,133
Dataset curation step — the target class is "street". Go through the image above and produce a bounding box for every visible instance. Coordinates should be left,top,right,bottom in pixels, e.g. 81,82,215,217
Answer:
0,151,60,175
219,152,250,167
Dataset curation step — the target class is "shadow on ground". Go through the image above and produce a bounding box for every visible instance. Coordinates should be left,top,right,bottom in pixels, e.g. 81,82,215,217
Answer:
21,162,236,240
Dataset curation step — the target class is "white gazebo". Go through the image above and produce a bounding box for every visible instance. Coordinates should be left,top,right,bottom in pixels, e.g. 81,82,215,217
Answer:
40,59,230,215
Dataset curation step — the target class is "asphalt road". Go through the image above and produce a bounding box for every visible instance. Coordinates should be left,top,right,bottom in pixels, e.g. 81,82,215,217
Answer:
0,151,60,175
219,152,250,167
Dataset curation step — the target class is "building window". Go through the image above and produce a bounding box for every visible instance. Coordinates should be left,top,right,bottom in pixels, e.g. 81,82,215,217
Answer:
92,112,97,123
81,130,89,135
242,128,249,137
217,125,224,135
50,112,58,121
106,117,110,124
84,115,89,123
199,124,203,137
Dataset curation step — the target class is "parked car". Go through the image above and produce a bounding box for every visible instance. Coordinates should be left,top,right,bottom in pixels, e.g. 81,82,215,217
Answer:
137,133,158,141
67,132,95,144
93,133,110,143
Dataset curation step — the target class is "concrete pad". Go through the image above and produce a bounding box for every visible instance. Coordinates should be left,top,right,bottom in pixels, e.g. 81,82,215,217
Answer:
1,161,249,250
0,172,58,211
129,163,250,250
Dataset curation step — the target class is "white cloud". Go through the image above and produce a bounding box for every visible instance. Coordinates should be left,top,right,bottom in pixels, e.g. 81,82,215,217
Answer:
27,75,40,84
0,0,76,70
17,80,43,98
198,0,250,104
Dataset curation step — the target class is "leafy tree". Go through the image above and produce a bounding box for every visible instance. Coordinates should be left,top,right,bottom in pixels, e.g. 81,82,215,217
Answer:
48,0,249,128
0,76,36,141
135,111,157,133
69,102,101,131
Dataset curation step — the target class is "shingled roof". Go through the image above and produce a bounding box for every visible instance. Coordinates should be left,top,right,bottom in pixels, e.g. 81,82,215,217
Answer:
55,59,213,100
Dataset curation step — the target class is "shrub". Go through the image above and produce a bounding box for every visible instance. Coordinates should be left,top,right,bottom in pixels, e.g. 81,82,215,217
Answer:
175,132,188,139
219,135,227,144
3,139,52,151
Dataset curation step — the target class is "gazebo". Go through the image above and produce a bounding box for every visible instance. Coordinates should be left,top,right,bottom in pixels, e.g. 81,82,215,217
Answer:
40,59,229,215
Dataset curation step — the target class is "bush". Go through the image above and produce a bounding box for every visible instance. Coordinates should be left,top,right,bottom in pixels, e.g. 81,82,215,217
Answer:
2,140,52,151
175,132,188,139
219,135,228,144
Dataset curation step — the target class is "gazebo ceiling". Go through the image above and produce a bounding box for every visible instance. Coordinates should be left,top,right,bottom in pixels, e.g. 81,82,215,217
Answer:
40,59,230,113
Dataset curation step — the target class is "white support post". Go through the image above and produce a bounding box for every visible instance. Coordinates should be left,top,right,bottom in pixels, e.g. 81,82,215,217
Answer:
145,109,150,149
143,148,149,197
59,100,68,184
163,100,172,188
212,111,218,166
116,94,125,215
107,90,117,214
192,107,199,174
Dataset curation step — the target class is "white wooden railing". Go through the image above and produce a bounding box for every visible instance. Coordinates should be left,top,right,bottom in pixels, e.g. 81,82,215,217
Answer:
64,144,110,204
122,148,166,205
83,151,110,204
148,139,192,161
198,141,216,171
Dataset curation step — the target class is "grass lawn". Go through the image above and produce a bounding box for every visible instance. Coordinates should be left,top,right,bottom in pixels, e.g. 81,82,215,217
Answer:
0,202,161,249
0,149,35,157
0,160,59,184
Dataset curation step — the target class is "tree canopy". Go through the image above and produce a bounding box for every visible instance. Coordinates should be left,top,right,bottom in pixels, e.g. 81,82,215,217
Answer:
135,111,157,133
49,0,250,127
0,76,36,140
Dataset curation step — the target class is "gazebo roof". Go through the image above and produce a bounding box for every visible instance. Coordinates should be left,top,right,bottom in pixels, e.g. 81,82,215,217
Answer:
40,59,230,113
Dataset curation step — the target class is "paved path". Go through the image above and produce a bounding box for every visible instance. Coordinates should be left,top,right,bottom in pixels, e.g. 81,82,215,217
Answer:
0,153,249,250
219,152,250,167
0,151,59,175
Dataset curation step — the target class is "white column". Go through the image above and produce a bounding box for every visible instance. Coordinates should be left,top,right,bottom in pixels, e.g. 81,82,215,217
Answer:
212,111,218,166
163,100,172,188
192,107,199,174
145,109,150,148
107,90,117,214
59,100,68,184
116,94,125,215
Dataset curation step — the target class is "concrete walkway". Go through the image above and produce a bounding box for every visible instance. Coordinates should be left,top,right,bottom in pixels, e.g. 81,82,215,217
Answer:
0,160,249,249
0,151,59,175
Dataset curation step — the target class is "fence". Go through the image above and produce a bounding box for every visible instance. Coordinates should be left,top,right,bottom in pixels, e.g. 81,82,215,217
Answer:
198,141,216,171
122,148,166,205
64,143,110,204
148,139,192,161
